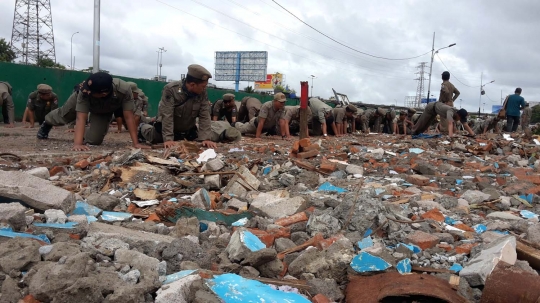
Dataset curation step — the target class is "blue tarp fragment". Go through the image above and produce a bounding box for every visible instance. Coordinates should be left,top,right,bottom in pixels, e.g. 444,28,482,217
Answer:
409,148,425,154
357,237,374,250
411,134,441,139
397,258,412,274
163,270,197,285
445,217,457,225
473,224,487,234
100,211,133,222
71,201,102,217
397,243,422,254
33,222,78,229
206,273,310,303
241,230,265,252
520,210,538,219
0,227,50,244
318,182,347,193
450,264,463,273
350,252,391,273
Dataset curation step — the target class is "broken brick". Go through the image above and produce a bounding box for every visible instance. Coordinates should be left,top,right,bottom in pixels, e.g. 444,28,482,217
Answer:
319,160,337,173
405,231,440,250
74,159,89,169
455,243,478,255
453,223,475,233
420,208,445,222
299,138,311,148
312,294,331,303
297,149,319,159
49,166,64,176
406,175,430,186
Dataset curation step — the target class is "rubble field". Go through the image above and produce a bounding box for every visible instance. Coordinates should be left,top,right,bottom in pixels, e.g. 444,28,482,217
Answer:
1,130,540,303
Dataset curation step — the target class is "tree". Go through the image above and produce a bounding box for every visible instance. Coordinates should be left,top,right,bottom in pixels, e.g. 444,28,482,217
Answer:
531,105,540,124
244,86,254,93
0,38,16,62
37,57,66,69
274,84,285,93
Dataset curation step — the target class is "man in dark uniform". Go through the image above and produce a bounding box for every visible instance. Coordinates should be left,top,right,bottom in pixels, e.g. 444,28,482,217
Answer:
212,93,237,124
439,71,460,107
0,81,15,128
22,84,58,127
139,64,216,148
238,97,262,123
37,72,147,151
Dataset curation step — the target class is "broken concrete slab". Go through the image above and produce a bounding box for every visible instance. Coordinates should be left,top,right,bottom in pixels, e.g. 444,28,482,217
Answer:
0,238,41,273
461,190,491,204
44,209,67,224
0,202,27,231
86,192,119,211
486,212,522,221
249,194,306,219
222,165,260,197
156,274,202,303
0,170,75,213
460,235,517,286
114,249,161,292
87,222,176,248
191,188,212,210
307,213,341,238
225,228,266,262
25,167,50,179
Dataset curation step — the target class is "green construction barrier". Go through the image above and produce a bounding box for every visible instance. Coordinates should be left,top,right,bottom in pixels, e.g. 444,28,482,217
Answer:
0,62,299,120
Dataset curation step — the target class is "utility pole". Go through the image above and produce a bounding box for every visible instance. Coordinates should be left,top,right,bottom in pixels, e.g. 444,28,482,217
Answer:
92,0,100,73
310,75,316,98
159,47,166,81
426,33,456,110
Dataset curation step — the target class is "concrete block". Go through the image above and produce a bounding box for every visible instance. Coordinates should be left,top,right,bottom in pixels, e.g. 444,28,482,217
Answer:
249,194,306,219
88,222,176,248
459,235,516,286
225,228,266,262
156,274,202,303
204,174,221,189
307,214,341,238
486,212,522,221
461,190,491,204
345,164,363,176
0,202,26,231
115,249,161,292
44,209,67,224
191,188,211,210
25,167,50,179
203,158,225,172
176,217,200,238
226,198,248,211
278,173,295,187
0,171,75,213
222,165,260,197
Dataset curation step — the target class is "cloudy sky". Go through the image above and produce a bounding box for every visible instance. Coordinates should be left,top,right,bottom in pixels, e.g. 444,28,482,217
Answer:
1,0,539,113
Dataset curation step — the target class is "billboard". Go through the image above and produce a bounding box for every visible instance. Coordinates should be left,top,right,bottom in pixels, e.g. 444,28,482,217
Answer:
492,105,503,114
421,98,437,104
254,73,283,90
214,51,268,82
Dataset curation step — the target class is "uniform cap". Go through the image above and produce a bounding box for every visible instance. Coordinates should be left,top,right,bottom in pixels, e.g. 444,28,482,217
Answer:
37,84,52,94
377,107,386,116
223,93,235,101
346,104,358,114
399,111,407,116
274,92,287,102
82,72,113,94
224,127,241,142
407,108,416,114
187,64,212,81
356,108,364,116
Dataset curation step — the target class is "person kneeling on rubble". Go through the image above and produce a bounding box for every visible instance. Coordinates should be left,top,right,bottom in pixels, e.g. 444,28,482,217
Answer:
412,101,475,137
206,120,242,143
138,64,217,149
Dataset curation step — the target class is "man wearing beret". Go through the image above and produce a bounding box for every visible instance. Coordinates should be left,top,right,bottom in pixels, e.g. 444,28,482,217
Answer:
332,104,358,136
0,81,15,128
235,93,286,139
37,72,147,151
21,84,58,128
139,64,216,148
279,105,312,139
238,96,262,123
212,93,237,124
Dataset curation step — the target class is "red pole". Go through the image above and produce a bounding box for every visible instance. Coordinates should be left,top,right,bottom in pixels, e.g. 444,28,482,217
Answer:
300,81,308,109
299,81,309,138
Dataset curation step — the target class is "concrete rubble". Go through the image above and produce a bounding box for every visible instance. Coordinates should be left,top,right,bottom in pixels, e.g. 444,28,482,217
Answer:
1,133,540,302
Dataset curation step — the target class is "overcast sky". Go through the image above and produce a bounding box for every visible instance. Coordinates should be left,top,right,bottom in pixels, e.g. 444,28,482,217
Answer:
1,0,539,113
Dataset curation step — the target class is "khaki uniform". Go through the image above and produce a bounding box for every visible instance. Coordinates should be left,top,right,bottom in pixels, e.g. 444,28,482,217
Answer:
27,91,59,124
332,107,347,124
238,97,262,123
235,101,284,135
473,117,499,134
207,120,241,142
439,80,460,107
397,117,412,134
521,107,532,131
0,82,15,124
140,80,212,143
382,110,396,134
309,98,333,136
412,102,457,135
358,108,383,133
45,78,134,145
212,99,237,123
279,105,312,135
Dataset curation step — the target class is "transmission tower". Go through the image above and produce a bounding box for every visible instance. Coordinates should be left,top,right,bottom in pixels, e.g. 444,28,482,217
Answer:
414,62,428,108
10,0,56,65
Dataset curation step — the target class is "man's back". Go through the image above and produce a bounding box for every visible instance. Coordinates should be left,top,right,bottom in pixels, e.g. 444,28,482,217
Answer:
506,94,525,116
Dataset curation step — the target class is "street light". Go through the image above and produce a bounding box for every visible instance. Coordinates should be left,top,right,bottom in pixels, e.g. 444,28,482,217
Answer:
426,32,456,107
478,72,494,115
70,31,79,70
310,75,316,98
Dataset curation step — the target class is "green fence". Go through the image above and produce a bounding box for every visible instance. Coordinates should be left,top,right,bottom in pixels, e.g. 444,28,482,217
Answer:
0,62,299,120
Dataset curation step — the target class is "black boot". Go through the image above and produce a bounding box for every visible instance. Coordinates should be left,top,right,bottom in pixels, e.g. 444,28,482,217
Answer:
37,122,53,139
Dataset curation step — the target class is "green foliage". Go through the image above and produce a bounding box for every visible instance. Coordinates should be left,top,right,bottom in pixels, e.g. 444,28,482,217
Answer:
0,38,16,63
244,86,254,93
531,106,540,124
274,84,285,92
37,57,66,69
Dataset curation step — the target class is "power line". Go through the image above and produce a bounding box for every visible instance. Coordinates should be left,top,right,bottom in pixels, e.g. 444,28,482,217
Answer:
152,0,413,80
271,0,432,61
436,54,480,88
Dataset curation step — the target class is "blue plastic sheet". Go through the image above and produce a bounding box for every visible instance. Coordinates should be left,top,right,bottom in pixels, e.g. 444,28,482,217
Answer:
317,182,347,193
520,194,534,204
357,237,374,250
397,258,412,274
263,166,272,175
33,222,78,229
455,179,463,185
397,243,422,254
445,217,457,225
100,211,133,222
206,273,310,303
411,134,441,139
363,228,373,237
231,217,248,227
409,148,425,154
473,224,487,234
241,230,265,252
0,227,50,244
493,230,509,235
520,210,538,219
450,264,463,273
350,252,391,273
163,270,197,285
71,201,103,217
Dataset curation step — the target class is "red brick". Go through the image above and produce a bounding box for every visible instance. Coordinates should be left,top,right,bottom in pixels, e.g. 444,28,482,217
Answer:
496,177,507,186
421,208,445,222
297,149,319,159
312,294,331,303
455,243,478,255
20,295,40,303
516,175,540,185
299,138,311,147
74,159,89,169
474,176,489,183
302,144,320,152
291,141,299,153
406,175,430,186
480,166,493,173
454,223,475,233
349,146,360,153
49,166,64,176
437,243,454,252
405,231,440,250
393,166,409,174
526,186,540,195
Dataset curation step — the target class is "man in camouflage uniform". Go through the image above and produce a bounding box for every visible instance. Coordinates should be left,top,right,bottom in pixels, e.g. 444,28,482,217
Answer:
235,93,286,139
22,84,58,127
279,105,313,139
0,81,15,127
212,93,237,124
412,101,474,137
238,97,262,123
37,72,146,151
439,71,460,107
207,120,242,143
139,64,216,148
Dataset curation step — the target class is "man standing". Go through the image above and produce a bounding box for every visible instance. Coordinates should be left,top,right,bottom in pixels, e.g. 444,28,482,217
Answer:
279,105,313,139
235,93,286,139
212,93,237,124
505,88,526,132
413,102,474,137
207,120,242,143
139,64,216,148
521,102,532,132
332,105,357,136
439,71,460,107
0,81,15,128
23,84,58,127
309,97,336,137
238,97,262,123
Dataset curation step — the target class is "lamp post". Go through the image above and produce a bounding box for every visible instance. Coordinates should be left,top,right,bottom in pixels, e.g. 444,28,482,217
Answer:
158,47,166,81
426,32,456,108
460,98,462,109
478,72,494,116
310,75,316,98
70,32,79,70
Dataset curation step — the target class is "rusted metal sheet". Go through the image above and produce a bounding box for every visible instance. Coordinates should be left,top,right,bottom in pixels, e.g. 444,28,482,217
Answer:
480,261,540,303
346,272,467,303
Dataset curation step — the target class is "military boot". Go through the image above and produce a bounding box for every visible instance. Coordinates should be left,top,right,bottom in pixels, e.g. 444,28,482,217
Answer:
37,122,53,139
